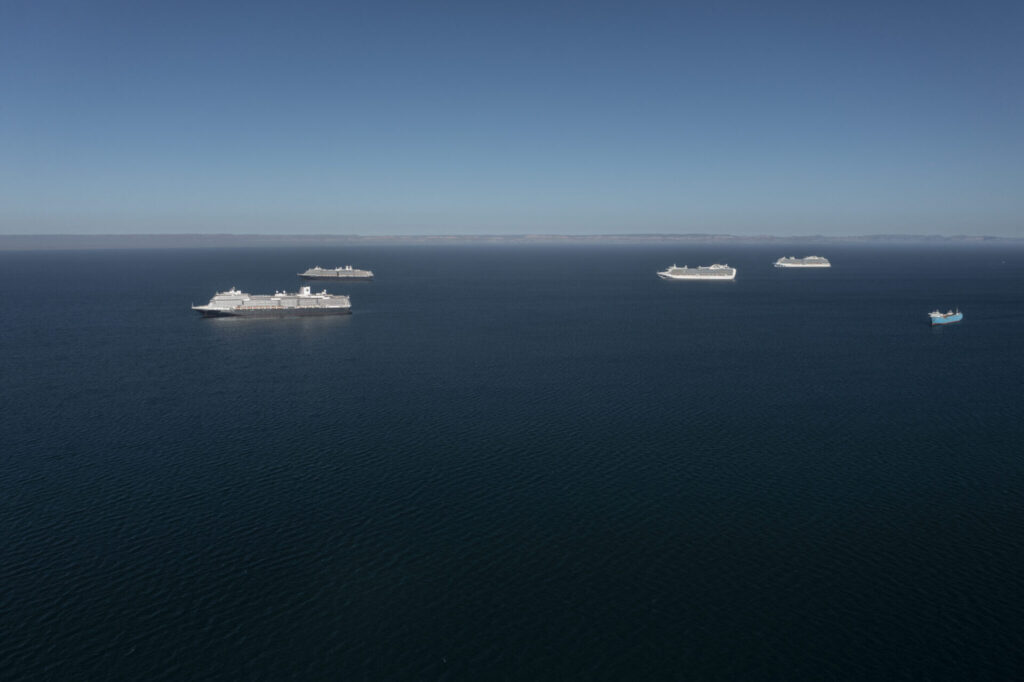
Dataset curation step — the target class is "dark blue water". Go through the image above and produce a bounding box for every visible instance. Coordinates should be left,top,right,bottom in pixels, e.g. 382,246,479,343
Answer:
3,243,1023,679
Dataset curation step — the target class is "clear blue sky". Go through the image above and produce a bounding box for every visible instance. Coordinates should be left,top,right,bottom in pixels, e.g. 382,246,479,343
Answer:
1,0,1021,235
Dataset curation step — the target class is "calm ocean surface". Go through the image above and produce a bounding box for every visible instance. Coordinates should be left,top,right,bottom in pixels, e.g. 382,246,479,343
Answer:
2,243,1023,679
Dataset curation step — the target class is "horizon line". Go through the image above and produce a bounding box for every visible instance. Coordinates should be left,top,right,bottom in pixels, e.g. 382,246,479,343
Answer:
1,231,1020,239
2,232,1022,251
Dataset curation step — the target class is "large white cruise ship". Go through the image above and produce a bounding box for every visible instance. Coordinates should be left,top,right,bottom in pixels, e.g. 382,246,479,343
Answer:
657,264,736,280
774,256,831,268
192,286,352,317
299,265,374,281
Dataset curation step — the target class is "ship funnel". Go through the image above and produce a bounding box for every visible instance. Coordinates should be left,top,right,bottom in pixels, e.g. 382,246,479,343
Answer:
300,286,311,296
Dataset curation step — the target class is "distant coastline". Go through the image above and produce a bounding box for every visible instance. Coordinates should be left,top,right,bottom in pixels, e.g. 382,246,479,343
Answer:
0,233,1019,250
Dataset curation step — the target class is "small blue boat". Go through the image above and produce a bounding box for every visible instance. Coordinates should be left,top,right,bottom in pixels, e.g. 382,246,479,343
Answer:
929,309,963,325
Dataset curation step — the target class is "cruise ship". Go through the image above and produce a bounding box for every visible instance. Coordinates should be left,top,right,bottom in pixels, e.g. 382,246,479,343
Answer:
299,265,374,281
928,309,963,326
192,286,352,317
657,264,736,280
774,256,831,268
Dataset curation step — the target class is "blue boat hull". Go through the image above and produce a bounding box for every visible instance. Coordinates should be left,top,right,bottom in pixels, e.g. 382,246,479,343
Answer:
930,312,963,325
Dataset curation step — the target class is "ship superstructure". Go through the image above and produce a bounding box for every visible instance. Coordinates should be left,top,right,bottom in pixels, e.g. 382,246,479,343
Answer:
299,265,374,281
657,264,736,280
774,256,831,268
192,286,352,317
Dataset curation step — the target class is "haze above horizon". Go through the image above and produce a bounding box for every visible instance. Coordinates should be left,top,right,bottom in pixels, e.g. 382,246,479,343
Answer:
2,0,1022,237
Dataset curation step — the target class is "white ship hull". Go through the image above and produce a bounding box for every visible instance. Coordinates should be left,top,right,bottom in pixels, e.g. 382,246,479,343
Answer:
657,272,736,280
299,265,374,280
195,307,351,318
774,256,831,268
657,263,736,280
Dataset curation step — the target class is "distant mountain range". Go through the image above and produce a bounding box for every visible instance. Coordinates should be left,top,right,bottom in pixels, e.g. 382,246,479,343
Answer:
0,233,1018,250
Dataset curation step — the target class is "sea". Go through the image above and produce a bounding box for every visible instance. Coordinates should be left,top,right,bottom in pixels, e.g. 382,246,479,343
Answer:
2,242,1023,679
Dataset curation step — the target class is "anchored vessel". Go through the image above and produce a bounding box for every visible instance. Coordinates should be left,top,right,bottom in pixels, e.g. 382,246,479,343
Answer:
299,265,374,281
657,264,736,280
774,256,831,268
192,286,352,317
928,309,963,326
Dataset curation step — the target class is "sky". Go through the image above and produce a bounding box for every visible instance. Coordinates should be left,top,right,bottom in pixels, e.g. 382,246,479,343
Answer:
1,0,1022,236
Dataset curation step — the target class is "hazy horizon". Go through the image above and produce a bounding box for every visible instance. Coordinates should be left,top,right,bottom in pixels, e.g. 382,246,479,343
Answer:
2,221,1023,238
1,231,1021,252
